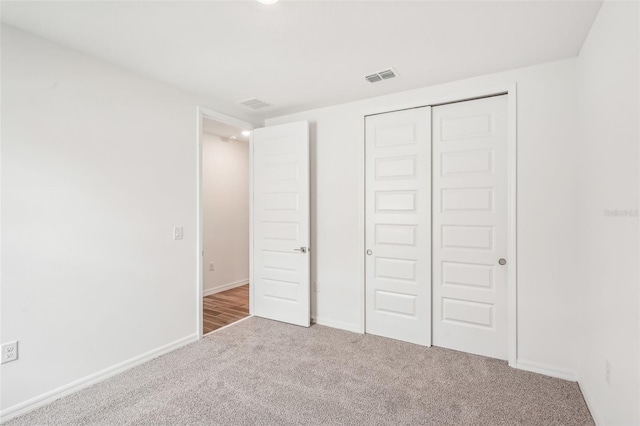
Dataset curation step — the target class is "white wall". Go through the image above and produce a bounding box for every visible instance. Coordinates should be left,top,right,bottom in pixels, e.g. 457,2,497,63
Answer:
0,26,249,418
577,1,640,424
267,59,583,375
3,3,638,422
202,132,249,294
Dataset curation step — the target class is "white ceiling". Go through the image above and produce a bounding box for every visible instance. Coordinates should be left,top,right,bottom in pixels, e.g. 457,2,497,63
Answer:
203,118,251,142
1,1,602,123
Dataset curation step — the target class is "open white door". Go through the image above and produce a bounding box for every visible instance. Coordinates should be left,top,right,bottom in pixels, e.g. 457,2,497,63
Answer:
251,121,310,327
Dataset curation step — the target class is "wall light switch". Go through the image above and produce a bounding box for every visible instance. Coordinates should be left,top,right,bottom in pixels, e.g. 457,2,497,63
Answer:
173,227,183,240
209,262,215,271
1,341,18,364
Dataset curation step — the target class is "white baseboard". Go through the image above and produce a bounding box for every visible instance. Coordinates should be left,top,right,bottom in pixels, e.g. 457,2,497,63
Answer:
515,359,578,382
578,380,602,426
312,316,361,334
202,279,249,297
0,333,198,424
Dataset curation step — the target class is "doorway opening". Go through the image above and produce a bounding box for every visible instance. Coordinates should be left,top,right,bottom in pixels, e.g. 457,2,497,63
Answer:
198,110,254,336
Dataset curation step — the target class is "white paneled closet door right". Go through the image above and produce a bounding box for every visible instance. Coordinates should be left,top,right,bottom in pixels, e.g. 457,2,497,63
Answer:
432,95,509,360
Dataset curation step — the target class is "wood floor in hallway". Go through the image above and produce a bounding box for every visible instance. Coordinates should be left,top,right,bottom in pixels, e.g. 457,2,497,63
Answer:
203,284,250,334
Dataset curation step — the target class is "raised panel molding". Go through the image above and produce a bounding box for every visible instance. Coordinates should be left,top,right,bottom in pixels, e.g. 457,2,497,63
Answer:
442,188,493,211
375,290,417,317
262,250,298,272
263,279,298,302
441,149,493,176
375,123,417,147
375,257,418,282
257,136,298,154
262,193,299,211
442,261,493,289
375,156,417,180
262,221,299,241
375,191,417,213
441,225,494,250
375,224,418,246
442,298,494,328
261,162,299,182
441,113,492,141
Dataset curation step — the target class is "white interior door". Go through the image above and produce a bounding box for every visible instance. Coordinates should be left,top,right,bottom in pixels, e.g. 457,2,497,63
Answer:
432,95,508,360
365,107,431,346
252,121,310,327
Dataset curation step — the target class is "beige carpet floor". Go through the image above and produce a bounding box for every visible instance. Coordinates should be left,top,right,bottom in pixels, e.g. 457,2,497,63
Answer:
8,317,593,425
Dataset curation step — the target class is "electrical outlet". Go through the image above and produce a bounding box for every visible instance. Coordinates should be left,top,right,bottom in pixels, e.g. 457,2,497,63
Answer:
1,341,18,364
605,360,611,384
173,227,183,240
209,262,215,271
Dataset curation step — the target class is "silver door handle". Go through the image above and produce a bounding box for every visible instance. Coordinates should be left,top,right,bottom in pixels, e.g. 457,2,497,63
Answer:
366,249,373,255
294,247,308,253
498,258,507,265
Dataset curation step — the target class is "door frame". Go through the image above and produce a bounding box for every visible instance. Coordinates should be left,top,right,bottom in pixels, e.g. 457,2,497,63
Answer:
196,106,255,340
360,83,518,366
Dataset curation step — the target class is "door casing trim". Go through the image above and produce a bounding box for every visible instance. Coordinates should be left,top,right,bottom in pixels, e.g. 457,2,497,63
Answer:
196,106,255,340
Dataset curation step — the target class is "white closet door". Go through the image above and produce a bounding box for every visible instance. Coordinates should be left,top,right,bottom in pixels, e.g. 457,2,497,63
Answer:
252,121,310,327
365,107,431,346
432,95,508,360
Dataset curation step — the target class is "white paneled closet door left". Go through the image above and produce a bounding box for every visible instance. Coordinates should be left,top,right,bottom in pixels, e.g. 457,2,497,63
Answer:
365,107,431,346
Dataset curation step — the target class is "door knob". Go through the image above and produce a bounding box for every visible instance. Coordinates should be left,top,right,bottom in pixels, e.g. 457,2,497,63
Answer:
366,249,373,255
294,247,307,253
498,258,506,265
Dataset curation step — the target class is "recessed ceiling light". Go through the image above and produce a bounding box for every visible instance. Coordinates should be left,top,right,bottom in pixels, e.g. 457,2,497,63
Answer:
256,0,279,4
242,130,251,137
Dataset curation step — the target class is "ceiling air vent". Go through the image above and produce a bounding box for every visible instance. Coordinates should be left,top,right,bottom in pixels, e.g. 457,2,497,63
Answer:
365,73,383,83
238,98,271,109
365,68,399,83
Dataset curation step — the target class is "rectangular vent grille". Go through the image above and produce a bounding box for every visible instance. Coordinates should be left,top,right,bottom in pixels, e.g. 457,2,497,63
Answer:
239,98,271,109
365,68,398,83
365,74,383,83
